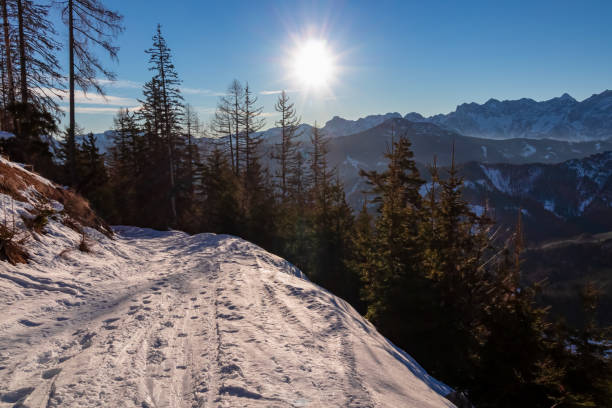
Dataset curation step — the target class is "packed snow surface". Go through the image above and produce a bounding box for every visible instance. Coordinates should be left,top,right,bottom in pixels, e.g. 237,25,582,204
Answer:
0,222,453,407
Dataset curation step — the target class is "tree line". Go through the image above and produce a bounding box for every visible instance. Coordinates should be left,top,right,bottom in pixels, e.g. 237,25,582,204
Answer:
0,2,608,405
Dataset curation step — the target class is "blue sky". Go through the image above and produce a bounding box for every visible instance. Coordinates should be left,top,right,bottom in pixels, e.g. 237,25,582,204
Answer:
61,0,612,132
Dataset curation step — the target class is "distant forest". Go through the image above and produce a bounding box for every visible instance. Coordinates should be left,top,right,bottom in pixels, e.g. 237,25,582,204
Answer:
0,1,609,407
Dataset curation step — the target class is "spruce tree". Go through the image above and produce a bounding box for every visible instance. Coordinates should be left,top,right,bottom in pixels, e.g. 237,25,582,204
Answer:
143,24,184,226
272,90,301,200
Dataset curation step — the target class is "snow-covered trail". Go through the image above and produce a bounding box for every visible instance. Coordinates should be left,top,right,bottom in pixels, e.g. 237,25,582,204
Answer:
0,227,453,407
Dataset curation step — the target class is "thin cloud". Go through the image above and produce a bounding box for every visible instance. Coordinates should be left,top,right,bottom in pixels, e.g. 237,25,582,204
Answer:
56,89,137,106
260,89,299,95
72,106,127,114
37,87,139,106
63,105,143,114
181,87,226,96
97,79,142,89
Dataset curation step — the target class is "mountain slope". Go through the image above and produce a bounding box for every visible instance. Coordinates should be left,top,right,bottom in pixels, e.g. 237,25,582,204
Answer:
458,151,612,242
0,160,454,407
326,118,612,209
406,90,612,141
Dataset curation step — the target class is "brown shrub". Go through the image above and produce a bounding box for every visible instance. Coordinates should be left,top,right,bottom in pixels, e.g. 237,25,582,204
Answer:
78,232,90,253
0,223,28,265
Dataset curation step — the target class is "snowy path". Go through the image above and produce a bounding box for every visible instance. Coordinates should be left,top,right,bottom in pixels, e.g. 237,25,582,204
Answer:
0,227,454,407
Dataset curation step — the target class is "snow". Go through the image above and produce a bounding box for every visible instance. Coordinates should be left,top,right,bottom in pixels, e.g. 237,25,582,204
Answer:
470,204,485,216
480,165,512,194
521,143,536,157
578,197,594,214
0,131,14,140
344,155,363,170
0,163,454,407
480,145,487,159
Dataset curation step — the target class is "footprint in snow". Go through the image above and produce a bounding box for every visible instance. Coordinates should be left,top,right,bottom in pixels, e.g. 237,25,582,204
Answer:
0,387,35,403
42,367,62,379
18,319,42,327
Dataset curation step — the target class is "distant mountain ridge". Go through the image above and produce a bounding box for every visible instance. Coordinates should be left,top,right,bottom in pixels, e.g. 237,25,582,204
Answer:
458,151,612,242
405,90,612,141
325,118,612,210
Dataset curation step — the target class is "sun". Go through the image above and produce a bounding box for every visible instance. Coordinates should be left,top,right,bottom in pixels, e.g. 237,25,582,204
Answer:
290,38,337,91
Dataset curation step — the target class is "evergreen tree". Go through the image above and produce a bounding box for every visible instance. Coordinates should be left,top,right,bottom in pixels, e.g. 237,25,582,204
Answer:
212,80,242,175
198,143,241,235
183,104,200,196
143,24,184,226
76,132,110,213
272,90,301,200
1,0,15,109
107,107,141,224
61,0,123,185
357,134,432,351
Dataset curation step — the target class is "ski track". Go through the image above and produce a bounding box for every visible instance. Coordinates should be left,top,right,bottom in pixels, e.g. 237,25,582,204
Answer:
0,227,454,407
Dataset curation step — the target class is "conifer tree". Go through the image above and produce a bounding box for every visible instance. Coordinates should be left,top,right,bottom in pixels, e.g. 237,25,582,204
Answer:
241,82,264,185
272,90,301,199
308,121,329,197
358,135,429,344
62,0,123,185
143,24,184,225
14,0,63,116
210,98,235,172
184,104,200,196
213,80,243,175
1,0,14,108
199,144,241,235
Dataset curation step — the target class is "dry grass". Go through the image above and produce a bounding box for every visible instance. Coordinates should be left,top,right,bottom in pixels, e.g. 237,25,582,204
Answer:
0,161,113,237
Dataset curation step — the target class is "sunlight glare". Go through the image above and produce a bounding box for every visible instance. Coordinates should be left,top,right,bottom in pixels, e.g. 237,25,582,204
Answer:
291,39,336,91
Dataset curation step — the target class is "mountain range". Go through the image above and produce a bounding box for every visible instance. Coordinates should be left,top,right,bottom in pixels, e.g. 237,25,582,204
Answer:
405,90,612,141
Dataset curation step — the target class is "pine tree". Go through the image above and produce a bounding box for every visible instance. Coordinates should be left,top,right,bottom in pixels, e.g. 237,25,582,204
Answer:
213,80,243,175
199,144,241,235
308,121,329,197
143,24,184,226
62,0,123,185
14,0,63,116
107,108,141,224
272,90,301,200
1,0,14,109
184,104,200,196
240,82,264,187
